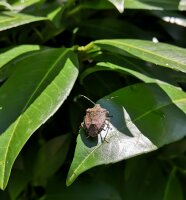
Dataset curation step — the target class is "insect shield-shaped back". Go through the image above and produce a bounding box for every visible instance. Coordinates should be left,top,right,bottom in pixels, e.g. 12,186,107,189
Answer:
82,104,110,138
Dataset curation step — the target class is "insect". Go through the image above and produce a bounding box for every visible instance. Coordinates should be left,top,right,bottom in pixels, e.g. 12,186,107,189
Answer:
80,95,111,141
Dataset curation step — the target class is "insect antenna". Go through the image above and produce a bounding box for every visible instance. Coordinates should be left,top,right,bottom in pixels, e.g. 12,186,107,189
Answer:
74,95,96,105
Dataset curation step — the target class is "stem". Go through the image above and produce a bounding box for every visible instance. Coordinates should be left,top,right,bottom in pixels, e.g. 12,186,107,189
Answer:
78,42,94,52
67,5,82,17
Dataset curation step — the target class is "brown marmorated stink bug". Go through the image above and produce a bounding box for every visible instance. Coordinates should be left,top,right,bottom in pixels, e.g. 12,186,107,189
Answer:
79,95,111,141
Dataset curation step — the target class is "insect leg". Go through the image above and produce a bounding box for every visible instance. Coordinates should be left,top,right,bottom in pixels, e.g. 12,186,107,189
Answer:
103,121,110,143
100,133,104,143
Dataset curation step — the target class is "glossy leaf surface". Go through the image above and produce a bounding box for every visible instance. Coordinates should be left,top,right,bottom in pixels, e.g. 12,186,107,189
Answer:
0,11,46,31
0,45,41,70
67,83,186,185
94,39,186,73
79,0,186,10
125,0,186,10
107,0,124,13
0,48,79,189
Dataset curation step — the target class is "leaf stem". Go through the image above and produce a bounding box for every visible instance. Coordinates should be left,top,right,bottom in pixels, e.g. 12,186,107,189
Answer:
77,42,95,52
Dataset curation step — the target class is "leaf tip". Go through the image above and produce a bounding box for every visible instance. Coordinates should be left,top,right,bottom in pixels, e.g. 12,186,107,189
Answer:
117,5,124,13
66,173,76,187
108,0,125,13
66,180,71,187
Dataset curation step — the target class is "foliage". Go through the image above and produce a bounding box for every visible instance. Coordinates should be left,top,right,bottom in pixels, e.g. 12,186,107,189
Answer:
0,0,186,199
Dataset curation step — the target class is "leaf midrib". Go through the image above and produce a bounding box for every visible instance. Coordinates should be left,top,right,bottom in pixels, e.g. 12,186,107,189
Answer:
68,139,102,184
134,97,186,122
1,49,68,188
69,95,186,183
126,0,181,5
97,40,186,70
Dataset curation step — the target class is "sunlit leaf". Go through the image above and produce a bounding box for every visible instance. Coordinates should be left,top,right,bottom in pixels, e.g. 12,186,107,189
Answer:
107,0,124,13
0,45,40,70
79,0,186,10
152,11,186,27
94,39,186,73
0,2,12,10
125,0,186,10
0,47,79,189
11,0,42,11
0,11,46,31
67,83,186,186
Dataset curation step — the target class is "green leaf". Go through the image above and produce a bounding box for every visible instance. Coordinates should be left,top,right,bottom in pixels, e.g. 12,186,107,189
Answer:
125,0,186,10
67,83,186,186
78,18,152,40
33,134,71,182
44,177,122,200
0,47,79,190
80,63,155,84
123,156,167,200
47,6,64,28
18,2,66,42
11,0,42,11
0,11,46,31
80,52,186,86
152,11,186,28
8,169,32,200
0,2,12,10
107,0,124,13
80,50,185,88
74,1,115,10
80,59,184,86
23,2,65,28
79,0,186,11
94,39,186,73
0,45,41,70
163,168,183,200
